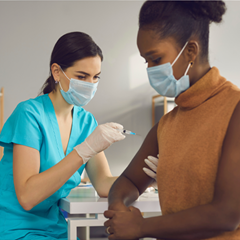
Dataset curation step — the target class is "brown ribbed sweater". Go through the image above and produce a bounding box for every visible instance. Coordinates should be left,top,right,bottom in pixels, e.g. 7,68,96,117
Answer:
157,67,240,239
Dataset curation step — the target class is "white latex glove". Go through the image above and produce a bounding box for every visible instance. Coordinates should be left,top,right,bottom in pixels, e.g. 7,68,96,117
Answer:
143,154,159,189
74,122,125,163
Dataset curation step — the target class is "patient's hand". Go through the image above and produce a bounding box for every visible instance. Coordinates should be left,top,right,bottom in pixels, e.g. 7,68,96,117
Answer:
104,206,143,240
108,201,130,212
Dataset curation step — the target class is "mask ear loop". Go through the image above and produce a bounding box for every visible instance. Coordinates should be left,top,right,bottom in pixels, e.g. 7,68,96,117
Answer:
171,41,189,66
60,66,71,81
58,65,70,91
58,81,64,91
184,61,194,76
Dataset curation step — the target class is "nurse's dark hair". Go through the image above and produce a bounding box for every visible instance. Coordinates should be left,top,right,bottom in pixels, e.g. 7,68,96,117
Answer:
139,1,226,61
40,32,103,95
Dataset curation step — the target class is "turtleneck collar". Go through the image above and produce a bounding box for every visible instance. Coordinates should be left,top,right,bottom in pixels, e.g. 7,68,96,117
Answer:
175,67,226,109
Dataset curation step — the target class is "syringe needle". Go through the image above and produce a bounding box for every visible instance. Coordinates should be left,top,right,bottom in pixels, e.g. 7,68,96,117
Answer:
117,129,136,135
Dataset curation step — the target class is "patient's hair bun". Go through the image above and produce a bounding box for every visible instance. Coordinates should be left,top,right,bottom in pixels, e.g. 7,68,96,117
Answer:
183,1,227,23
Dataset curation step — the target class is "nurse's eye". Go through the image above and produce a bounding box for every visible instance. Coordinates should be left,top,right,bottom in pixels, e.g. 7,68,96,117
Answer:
152,57,161,65
93,76,100,83
77,75,86,80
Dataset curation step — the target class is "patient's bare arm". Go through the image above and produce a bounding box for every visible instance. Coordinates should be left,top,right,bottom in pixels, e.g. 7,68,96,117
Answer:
108,123,159,211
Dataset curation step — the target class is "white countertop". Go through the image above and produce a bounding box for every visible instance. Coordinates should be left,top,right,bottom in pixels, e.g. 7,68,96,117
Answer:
59,187,161,214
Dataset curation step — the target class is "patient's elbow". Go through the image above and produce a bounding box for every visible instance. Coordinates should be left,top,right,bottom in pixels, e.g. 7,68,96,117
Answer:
223,214,240,232
216,209,240,232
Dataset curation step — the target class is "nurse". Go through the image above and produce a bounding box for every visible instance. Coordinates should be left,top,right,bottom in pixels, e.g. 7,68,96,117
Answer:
0,31,125,240
104,1,240,240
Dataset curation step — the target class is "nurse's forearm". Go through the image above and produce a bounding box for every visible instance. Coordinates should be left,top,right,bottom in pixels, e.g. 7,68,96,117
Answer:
20,150,83,211
108,174,140,211
93,176,118,198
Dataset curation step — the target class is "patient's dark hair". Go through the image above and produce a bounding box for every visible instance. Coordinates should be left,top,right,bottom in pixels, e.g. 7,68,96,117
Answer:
40,32,103,95
139,1,226,61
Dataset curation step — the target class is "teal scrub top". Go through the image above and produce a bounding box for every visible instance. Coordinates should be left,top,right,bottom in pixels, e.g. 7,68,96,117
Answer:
0,94,98,240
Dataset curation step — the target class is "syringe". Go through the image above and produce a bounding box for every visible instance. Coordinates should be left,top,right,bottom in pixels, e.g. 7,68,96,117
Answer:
117,129,136,135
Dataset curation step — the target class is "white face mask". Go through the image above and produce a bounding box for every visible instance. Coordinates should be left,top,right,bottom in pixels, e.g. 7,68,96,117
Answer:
59,67,98,107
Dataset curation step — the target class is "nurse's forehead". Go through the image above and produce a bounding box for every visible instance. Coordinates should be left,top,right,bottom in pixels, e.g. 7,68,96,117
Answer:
68,57,101,72
73,56,101,66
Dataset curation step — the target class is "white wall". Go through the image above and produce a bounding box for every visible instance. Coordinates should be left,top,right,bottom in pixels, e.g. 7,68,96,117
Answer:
0,1,240,175
209,1,240,85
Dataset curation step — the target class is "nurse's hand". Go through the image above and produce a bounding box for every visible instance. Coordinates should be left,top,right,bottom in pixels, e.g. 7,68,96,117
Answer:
143,155,159,189
74,122,125,163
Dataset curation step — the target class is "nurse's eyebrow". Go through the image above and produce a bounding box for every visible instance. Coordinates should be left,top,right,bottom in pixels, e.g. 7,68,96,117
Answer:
75,71,101,76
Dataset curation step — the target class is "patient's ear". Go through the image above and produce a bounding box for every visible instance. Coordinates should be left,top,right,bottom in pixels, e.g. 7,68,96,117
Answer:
51,63,60,82
185,41,199,62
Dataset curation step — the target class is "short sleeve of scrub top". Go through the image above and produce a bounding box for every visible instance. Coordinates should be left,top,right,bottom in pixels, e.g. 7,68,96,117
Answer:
0,99,43,150
0,94,98,240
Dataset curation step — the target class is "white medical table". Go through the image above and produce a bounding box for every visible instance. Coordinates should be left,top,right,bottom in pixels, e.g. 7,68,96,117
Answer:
59,186,161,240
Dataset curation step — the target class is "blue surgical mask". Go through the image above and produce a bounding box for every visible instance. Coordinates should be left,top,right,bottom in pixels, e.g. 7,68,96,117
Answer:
147,42,191,98
59,67,98,107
